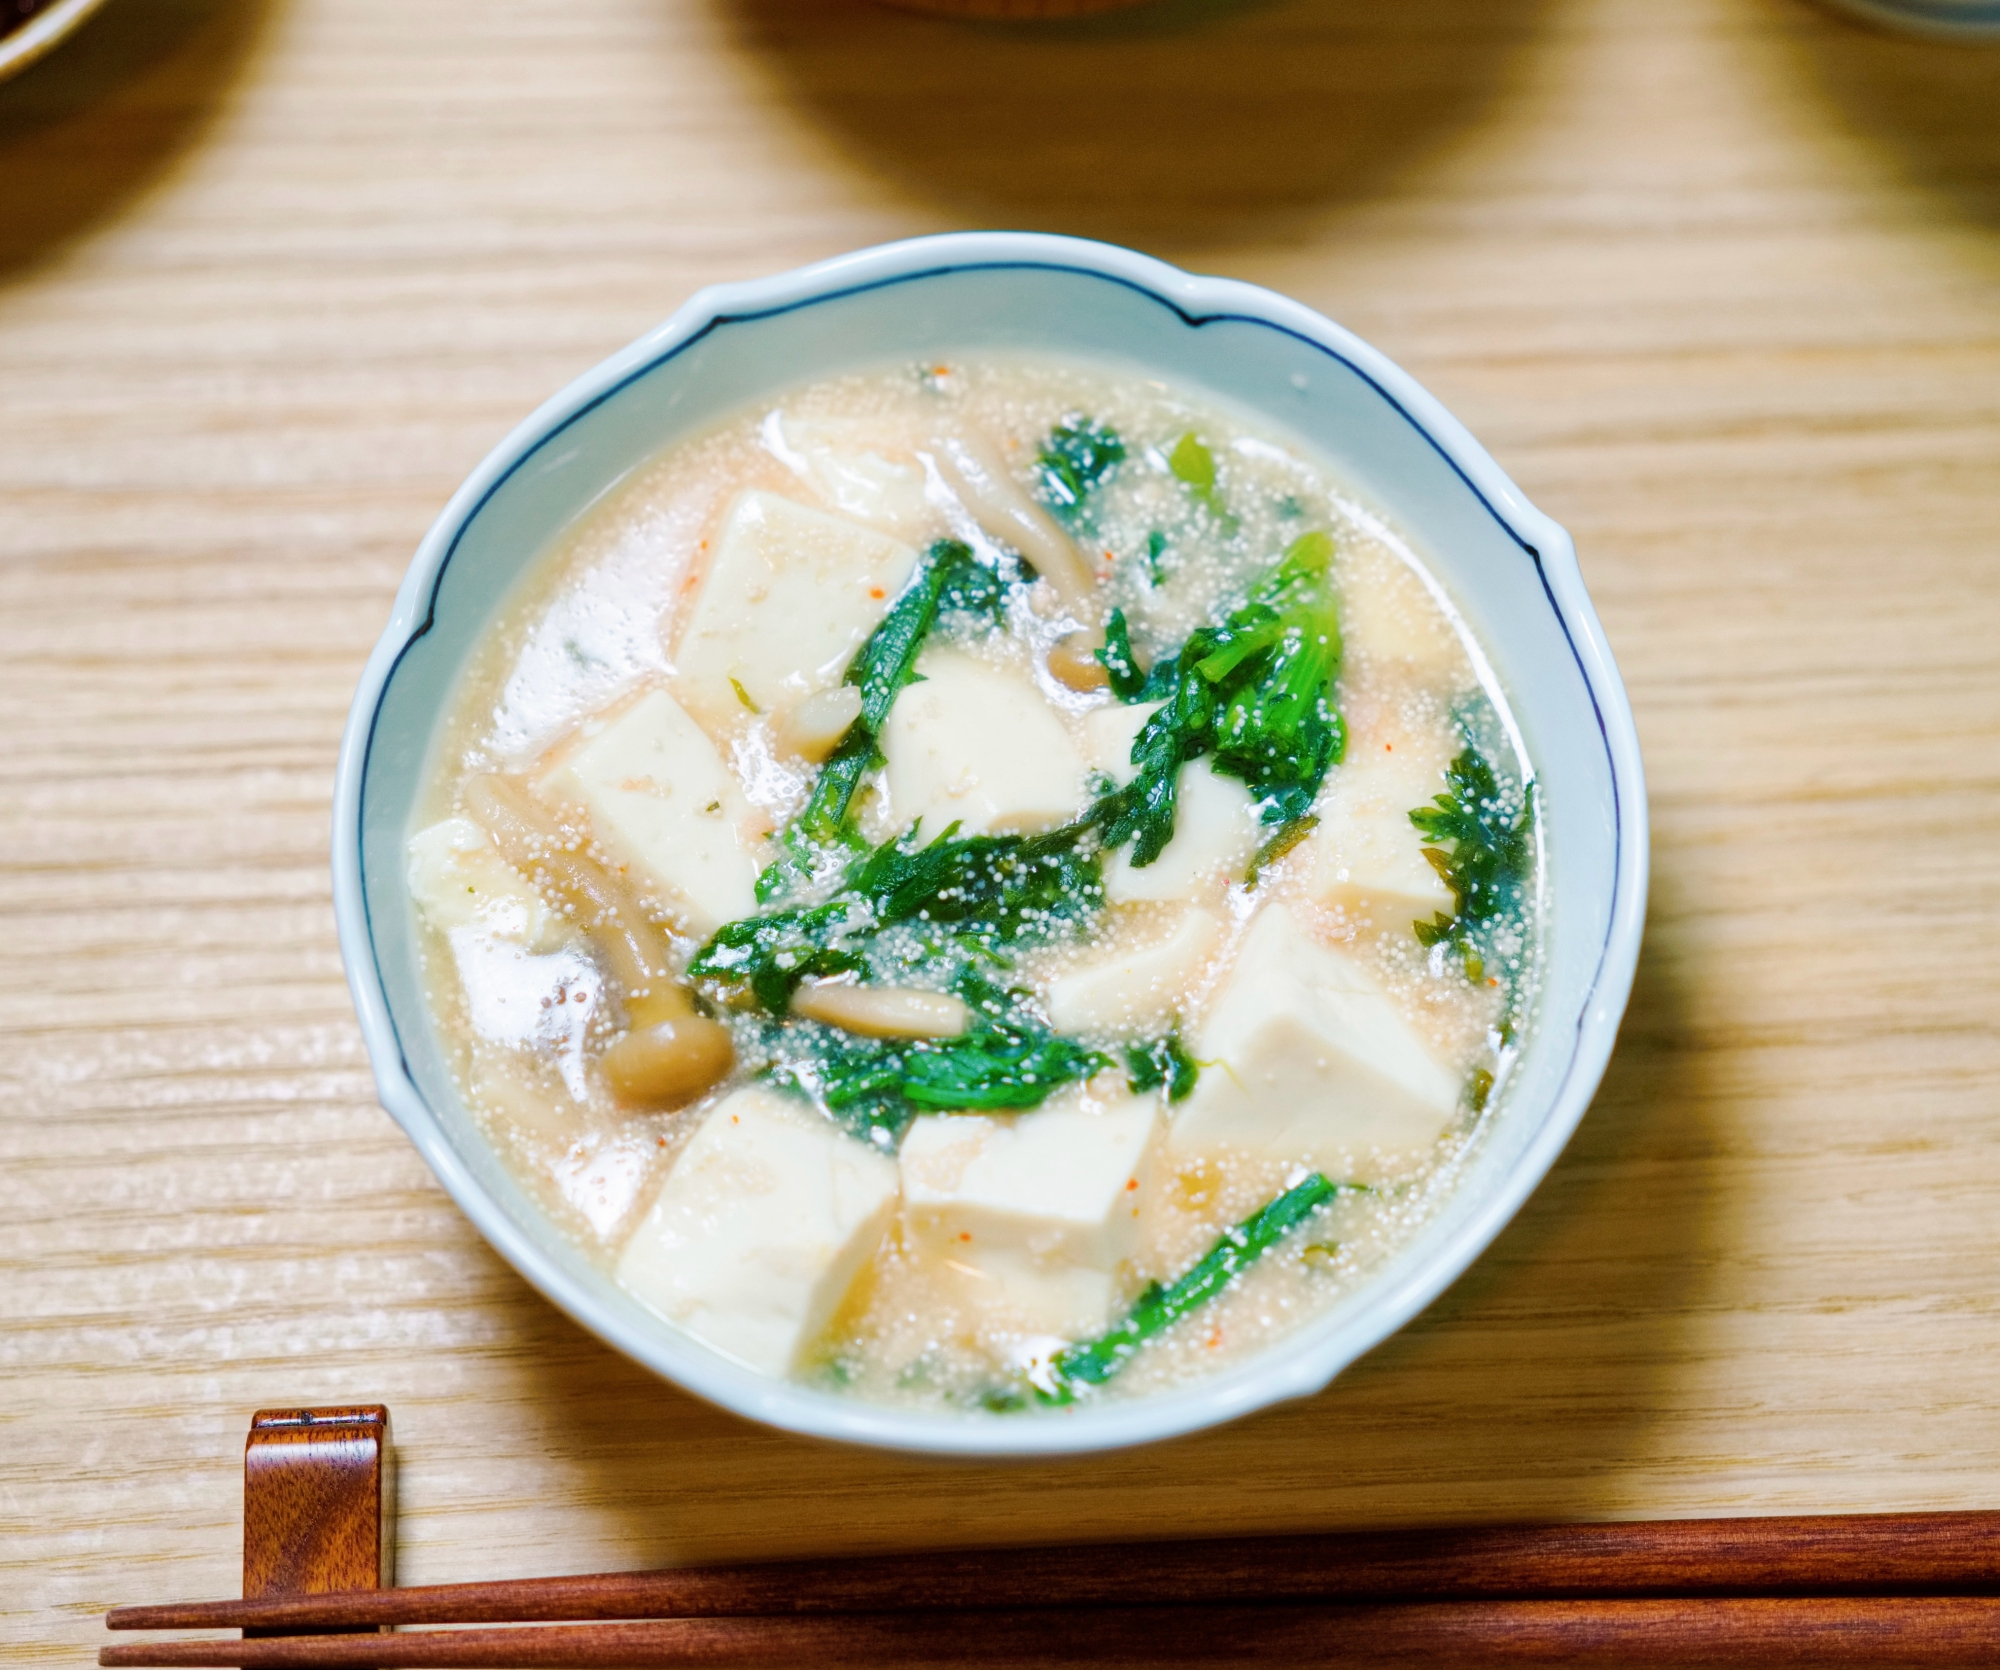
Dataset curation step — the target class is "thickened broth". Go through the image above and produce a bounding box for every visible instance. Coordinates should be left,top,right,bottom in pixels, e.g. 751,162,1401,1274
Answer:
408,357,1540,1414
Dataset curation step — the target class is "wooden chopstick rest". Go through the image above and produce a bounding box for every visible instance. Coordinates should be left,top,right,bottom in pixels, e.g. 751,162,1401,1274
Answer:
243,1406,395,1613
231,1405,395,1670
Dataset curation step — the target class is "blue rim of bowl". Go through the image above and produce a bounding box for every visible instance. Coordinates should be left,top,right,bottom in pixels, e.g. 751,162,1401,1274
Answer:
333,232,1649,1455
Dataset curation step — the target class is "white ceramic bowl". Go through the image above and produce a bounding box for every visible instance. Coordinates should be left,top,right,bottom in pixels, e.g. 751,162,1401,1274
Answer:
333,233,1648,1456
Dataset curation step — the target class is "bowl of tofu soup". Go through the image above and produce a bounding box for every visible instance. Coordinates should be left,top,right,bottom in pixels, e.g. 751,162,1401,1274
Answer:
333,233,1647,1455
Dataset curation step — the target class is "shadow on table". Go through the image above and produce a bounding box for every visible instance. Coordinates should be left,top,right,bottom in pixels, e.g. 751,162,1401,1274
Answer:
1779,0,2000,233
713,0,1555,253
0,0,272,282
505,891,1726,1561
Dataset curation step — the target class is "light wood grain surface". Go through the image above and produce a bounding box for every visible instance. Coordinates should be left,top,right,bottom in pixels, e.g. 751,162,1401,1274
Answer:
4,0,1998,1661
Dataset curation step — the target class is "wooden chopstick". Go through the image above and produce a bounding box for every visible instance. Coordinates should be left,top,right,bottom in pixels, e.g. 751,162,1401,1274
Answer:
103,1511,2000,1633
94,1597,2000,1669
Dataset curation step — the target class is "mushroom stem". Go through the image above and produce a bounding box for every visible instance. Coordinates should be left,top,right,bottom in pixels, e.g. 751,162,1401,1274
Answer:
464,773,733,1107
789,981,971,1040
1047,630,1111,692
928,430,1096,616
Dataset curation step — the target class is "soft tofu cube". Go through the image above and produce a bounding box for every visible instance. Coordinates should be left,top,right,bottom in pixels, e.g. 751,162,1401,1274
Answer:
1102,758,1263,904
1044,905,1225,1034
899,1084,1161,1336
536,686,760,934
882,647,1089,836
407,817,596,1098
1301,741,1456,924
1340,563,1466,678
406,816,552,944
766,414,936,542
674,489,920,732
1171,903,1460,1179
616,1087,900,1377
1082,699,1161,785
1084,700,1263,901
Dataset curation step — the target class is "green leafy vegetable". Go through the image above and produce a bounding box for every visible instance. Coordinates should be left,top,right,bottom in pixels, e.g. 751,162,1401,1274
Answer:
1092,656,1211,866
1038,1172,1344,1400
1409,745,1533,965
1096,609,1149,703
693,822,1104,1017
936,551,1009,624
1168,432,1224,528
1168,431,1216,496
1168,432,1235,526
758,539,1000,902
686,898,869,1014
1144,529,1170,587
696,819,1113,1147
1036,419,1126,519
1202,531,1346,817
1245,813,1319,889
1094,531,1346,866
1125,1033,1199,1102
849,821,1104,949
770,987,1110,1148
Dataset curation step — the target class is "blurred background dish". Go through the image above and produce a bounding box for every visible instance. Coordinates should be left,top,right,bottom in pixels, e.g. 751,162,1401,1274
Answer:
1817,0,2000,35
0,0,111,82
877,0,1153,17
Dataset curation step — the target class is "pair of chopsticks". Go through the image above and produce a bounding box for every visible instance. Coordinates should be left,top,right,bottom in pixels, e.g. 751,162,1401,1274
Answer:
103,1510,2000,1667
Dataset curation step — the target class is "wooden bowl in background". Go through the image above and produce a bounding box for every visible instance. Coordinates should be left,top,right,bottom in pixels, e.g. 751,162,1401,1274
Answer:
876,0,1154,18
0,0,112,82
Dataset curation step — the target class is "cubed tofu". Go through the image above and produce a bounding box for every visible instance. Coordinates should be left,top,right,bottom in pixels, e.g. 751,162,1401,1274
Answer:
616,1087,900,1377
1339,560,1466,679
536,687,760,934
881,647,1089,836
899,1083,1161,1336
1044,905,1225,1034
1083,700,1263,901
406,816,552,944
1171,903,1460,1179
1300,739,1456,925
1102,758,1263,904
1081,699,1162,786
766,414,936,542
674,489,920,732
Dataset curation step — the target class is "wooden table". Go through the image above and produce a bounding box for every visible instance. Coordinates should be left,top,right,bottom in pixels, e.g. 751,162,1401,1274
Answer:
5,0,1997,1658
